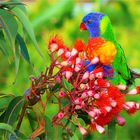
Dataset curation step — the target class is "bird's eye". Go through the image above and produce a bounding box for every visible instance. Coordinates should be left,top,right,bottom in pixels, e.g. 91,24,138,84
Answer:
86,20,91,24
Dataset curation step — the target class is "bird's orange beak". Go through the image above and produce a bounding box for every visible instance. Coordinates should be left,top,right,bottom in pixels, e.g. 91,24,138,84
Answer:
80,22,87,30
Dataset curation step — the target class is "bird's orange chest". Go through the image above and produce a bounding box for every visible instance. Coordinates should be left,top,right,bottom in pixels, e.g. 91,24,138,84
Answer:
85,37,117,65
85,37,105,58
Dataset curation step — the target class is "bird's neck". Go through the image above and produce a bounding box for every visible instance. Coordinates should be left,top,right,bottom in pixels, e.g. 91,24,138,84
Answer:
89,24,100,38
89,24,116,41
89,30,100,38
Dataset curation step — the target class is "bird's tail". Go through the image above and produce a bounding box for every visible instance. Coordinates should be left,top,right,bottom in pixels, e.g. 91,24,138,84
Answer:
130,69,140,79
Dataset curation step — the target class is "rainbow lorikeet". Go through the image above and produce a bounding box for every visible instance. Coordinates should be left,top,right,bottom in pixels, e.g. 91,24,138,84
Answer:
80,12,140,85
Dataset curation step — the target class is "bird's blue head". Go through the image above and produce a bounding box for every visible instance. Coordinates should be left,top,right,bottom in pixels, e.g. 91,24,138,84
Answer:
80,12,106,37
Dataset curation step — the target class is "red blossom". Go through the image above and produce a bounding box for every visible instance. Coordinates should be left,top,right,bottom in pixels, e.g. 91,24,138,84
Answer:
74,39,85,52
47,35,140,135
48,35,64,51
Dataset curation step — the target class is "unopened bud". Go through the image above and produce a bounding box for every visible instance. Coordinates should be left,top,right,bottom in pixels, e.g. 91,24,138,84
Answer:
82,72,89,80
75,66,81,72
110,100,117,107
116,115,125,126
58,112,64,119
76,57,81,64
88,111,96,118
61,61,68,66
81,92,88,98
71,48,78,56
127,88,137,95
49,43,58,52
105,106,112,112
65,51,71,58
95,72,103,78
59,91,65,97
57,48,64,56
74,98,82,104
65,71,72,80
94,94,100,99
116,84,127,90
91,57,99,64
79,126,88,136
95,123,105,134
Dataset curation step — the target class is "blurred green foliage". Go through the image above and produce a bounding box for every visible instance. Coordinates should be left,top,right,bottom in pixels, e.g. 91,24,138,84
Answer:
0,0,140,139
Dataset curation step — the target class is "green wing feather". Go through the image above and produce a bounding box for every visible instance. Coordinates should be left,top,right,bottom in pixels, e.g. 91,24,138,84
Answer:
100,16,133,85
112,42,133,85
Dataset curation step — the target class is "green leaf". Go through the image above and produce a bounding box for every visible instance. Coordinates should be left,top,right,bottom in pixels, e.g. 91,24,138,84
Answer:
0,93,15,112
51,83,60,92
10,130,27,140
0,30,12,63
16,33,30,63
62,78,73,91
0,37,9,56
0,111,6,123
71,133,79,140
72,116,85,127
0,2,24,11
45,115,54,140
9,0,27,13
45,116,63,140
0,123,17,138
0,9,18,52
12,7,44,58
4,96,25,126
14,43,21,77
0,1,24,6
27,109,37,131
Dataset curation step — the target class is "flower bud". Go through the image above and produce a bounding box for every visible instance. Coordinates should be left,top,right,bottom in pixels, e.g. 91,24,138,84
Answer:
82,72,89,80
49,43,58,52
65,71,72,80
89,72,95,80
65,51,71,58
71,48,78,56
75,66,81,72
79,126,88,136
80,84,87,90
74,98,82,104
59,91,65,97
116,84,127,90
110,100,117,107
116,115,125,126
136,103,140,109
75,104,82,110
94,94,100,99
95,72,103,78
95,123,105,134
91,57,99,64
58,112,64,119
54,75,61,83
127,88,137,95
87,90,94,97
57,48,64,56
123,102,136,113
76,57,81,64
88,111,96,118
61,61,68,66
105,106,112,112
81,92,88,98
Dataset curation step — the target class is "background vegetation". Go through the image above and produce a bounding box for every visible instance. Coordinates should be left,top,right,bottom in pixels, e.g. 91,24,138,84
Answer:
0,0,140,139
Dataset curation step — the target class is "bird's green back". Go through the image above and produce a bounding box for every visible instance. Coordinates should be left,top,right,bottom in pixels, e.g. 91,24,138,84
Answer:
100,16,132,85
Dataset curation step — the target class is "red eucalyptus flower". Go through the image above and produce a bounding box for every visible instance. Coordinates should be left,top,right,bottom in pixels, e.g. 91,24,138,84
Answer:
47,35,140,135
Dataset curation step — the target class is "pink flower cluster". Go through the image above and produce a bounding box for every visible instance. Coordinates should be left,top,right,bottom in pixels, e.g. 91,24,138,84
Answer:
48,35,140,135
